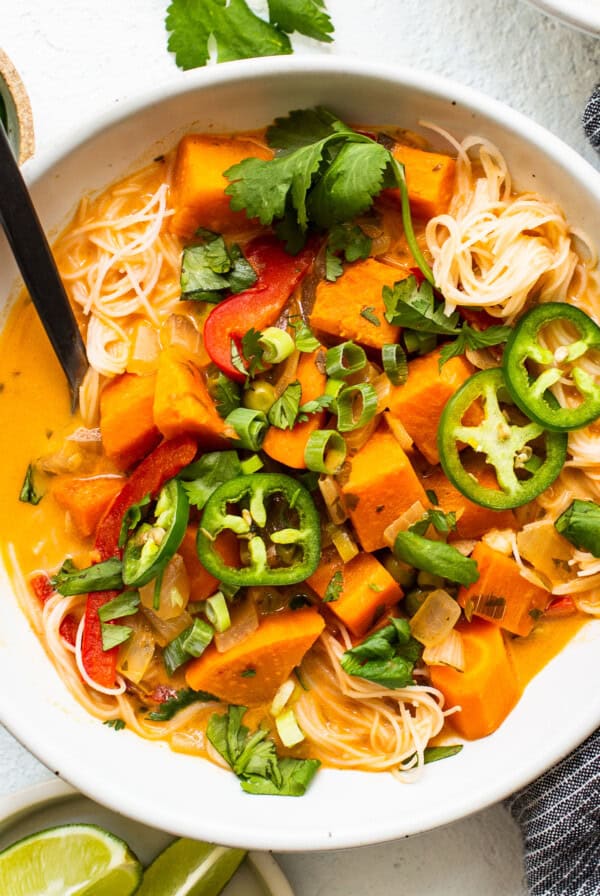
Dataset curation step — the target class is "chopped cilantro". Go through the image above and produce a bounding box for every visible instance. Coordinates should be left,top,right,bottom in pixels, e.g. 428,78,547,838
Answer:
439,323,511,368
384,275,460,335
209,370,242,418
118,493,151,548
289,317,320,353
325,222,372,281
360,306,381,327
180,233,256,302
323,569,344,602
19,464,43,505
147,687,218,721
103,719,126,731
409,507,457,537
180,450,242,509
268,381,302,430
340,618,422,689
101,623,133,652
51,557,124,596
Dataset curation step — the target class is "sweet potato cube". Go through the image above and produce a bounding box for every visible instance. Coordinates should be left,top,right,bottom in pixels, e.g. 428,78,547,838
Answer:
421,464,517,540
458,542,549,637
52,475,124,538
388,348,474,465
430,618,519,739
391,144,457,219
341,429,428,552
179,524,240,602
310,258,406,350
185,607,324,705
170,134,273,238
153,347,228,448
307,552,403,637
262,348,327,469
100,372,161,470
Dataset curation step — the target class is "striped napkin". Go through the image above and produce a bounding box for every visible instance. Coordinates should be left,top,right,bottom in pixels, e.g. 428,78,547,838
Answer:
584,85,600,151
505,728,600,895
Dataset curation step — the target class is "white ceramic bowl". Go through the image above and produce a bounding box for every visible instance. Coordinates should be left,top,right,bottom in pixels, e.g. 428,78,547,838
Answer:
525,0,600,35
0,56,599,851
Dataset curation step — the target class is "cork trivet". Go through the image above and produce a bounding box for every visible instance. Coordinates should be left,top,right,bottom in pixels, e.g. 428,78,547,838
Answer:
0,49,35,165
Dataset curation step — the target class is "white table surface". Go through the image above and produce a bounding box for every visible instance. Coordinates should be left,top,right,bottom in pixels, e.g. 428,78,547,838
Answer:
2,2,599,893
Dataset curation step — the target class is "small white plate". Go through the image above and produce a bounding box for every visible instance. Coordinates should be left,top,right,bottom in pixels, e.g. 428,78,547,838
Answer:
524,0,600,35
0,779,294,896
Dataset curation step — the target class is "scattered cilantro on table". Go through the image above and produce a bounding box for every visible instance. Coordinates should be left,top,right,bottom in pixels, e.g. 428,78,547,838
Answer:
165,0,334,71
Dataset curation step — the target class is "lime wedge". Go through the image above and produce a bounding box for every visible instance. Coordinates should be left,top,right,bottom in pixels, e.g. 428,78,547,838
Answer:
0,823,142,895
136,838,246,896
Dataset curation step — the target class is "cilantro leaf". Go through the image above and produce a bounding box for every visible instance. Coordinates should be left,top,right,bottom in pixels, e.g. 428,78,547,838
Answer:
298,393,335,418
101,623,132,652
555,499,600,557
166,0,292,72
360,306,381,327
438,323,512,368
266,106,352,153
409,507,457,537
325,250,344,282
241,328,267,378
181,234,256,302
208,370,242,418
268,381,302,430
19,464,43,505
267,0,334,43
289,317,320,352
325,222,372,281
323,569,344,602
384,276,460,335
147,688,218,721
180,450,242,509
103,719,126,731
98,590,140,622
307,141,390,229
207,705,319,796
340,619,422,688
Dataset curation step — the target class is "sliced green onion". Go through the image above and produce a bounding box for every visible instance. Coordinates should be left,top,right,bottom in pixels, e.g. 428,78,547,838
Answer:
304,430,347,474
226,407,268,450
271,678,296,716
382,343,408,386
325,341,367,378
206,591,231,633
240,454,264,475
336,383,378,432
258,327,295,363
183,618,214,657
98,590,140,622
242,381,276,414
101,623,132,652
275,708,305,747
325,378,345,399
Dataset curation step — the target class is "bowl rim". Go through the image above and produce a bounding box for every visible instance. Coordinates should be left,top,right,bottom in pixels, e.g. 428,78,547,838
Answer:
524,0,600,34
2,54,600,850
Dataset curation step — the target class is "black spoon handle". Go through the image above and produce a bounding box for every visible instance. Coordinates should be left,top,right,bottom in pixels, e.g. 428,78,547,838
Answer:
0,122,87,410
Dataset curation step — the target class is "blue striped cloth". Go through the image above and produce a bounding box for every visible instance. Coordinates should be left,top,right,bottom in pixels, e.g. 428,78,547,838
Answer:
505,728,600,895
584,85,600,151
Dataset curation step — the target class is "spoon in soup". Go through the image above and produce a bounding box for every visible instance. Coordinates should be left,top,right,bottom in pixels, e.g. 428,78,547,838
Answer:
0,119,87,410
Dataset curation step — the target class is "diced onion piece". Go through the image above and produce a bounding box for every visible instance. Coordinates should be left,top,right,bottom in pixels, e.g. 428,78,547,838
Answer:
383,501,426,547
517,520,573,588
128,321,160,374
329,524,359,563
139,554,190,620
271,678,296,717
450,539,477,557
305,430,347,474
482,528,515,556
66,427,102,443
272,348,300,399
205,591,231,633
384,412,413,451
410,589,461,648
141,607,193,648
116,614,155,684
318,475,348,525
325,341,367,378
372,371,392,412
275,708,305,747
161,313,202,355
259,327,295,364
214,595,258,653
341,414,379,452
336,383,378,431
170,730,206,756
422,628,465,672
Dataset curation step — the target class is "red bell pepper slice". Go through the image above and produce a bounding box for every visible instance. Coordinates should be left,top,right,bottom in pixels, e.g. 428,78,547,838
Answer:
545,596,577,618
82,434,197,688
30,572,77,646
203,235,316,382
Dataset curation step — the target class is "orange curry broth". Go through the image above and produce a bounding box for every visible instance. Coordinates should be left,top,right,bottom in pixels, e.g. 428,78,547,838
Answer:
0,290,588,754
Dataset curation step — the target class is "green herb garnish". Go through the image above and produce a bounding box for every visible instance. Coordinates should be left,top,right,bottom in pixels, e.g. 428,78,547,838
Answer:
147,688,218,721
180,450,242,509
268,381,302,430
19,464,43,505
323,569,344,602
51,558,124,596
439,323,511,368
340,618,422,689
97,590,140,622
384,275,459,335
180,232,256,302
555,499,600,557
103,719,126,731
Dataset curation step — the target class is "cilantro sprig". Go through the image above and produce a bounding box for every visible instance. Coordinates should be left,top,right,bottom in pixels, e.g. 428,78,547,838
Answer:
340,618,422,689
224,107,433,280
166,0,333,72
207,705,320,796
180,231,257,302
438,323,511,368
